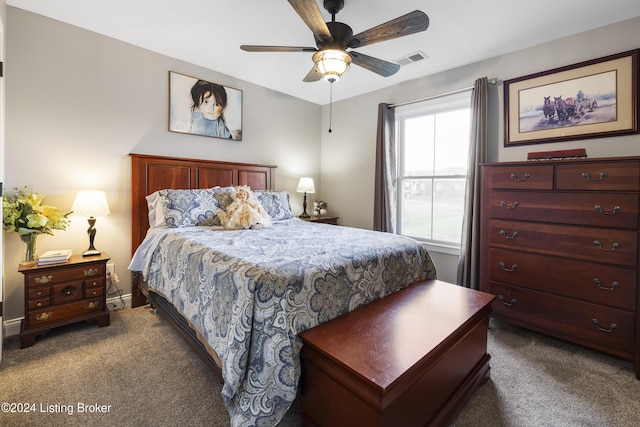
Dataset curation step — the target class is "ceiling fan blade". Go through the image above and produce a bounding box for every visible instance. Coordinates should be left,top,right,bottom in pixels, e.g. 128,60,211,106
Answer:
241,45,317,53
350,51,400,77
303,66,322,82
288,0,333,43
349,10,429,48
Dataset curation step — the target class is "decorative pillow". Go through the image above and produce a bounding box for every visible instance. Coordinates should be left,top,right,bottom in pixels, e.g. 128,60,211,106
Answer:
255,190,294,221
158,188,222,228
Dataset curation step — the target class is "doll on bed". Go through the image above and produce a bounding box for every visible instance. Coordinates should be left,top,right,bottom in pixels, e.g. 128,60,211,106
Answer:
219,186,272,230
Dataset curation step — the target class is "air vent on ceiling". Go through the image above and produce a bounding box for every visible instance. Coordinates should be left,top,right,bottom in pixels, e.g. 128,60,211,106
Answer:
395,51,429,66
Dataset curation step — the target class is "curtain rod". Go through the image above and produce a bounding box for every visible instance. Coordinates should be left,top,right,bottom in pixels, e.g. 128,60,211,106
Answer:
388,78,498,109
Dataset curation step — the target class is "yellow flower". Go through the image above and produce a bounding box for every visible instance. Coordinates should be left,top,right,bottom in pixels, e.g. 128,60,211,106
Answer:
2,186,71,236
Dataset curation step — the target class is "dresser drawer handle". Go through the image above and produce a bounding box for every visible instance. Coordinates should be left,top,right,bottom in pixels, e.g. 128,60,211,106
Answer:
593,279,620,291
84,268,98,277
499,230,519,240
591,319,617,333
594,240,620,252
499,261,518,272
510,173,530,182
582,171,608,181
594,204,621,215
500,201,519,210
36,312,54,321
35,275,53,284
498,295,517,307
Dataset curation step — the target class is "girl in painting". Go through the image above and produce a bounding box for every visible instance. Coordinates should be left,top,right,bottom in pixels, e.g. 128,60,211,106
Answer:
189,80,232,138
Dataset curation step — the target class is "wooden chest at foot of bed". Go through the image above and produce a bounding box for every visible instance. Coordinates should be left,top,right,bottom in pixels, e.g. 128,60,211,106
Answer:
299,279,495,427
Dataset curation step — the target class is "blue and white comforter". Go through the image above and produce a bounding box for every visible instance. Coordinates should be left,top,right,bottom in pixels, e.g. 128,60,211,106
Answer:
130,218,436,426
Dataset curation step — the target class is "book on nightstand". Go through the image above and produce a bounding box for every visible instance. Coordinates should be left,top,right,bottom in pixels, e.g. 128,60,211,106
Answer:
37,249,73,265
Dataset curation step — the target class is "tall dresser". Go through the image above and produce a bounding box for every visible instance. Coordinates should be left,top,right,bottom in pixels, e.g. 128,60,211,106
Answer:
480,157,640,379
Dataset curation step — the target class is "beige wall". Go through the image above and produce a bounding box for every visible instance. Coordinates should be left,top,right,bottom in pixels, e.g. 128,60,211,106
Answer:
3,7,321,327
320,16,640,283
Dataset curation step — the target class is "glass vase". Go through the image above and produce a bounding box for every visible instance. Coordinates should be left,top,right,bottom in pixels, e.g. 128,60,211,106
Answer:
20,233,39,263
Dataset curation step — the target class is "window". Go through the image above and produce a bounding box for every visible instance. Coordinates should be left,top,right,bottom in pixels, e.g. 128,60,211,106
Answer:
395,91,471,253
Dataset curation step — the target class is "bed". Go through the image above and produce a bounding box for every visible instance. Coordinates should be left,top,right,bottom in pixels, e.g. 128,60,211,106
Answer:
127,154,438,426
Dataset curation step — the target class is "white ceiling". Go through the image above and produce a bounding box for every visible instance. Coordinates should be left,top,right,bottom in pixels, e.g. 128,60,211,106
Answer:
8,0,640,105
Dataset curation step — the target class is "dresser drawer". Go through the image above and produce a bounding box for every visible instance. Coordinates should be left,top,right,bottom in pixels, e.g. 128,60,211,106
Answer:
488,190,639,228
489,282,634,355
24,264,105,287
556,161,640,191
488,248,637,309
27,297,104,327
489,219,638,266
486,164,554,190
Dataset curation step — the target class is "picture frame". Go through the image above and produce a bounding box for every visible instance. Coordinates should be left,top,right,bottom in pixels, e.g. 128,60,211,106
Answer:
504,49,639,146
169,71,243,140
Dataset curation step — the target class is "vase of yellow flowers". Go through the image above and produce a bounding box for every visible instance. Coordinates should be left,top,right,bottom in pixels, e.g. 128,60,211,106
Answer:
2,186,72,264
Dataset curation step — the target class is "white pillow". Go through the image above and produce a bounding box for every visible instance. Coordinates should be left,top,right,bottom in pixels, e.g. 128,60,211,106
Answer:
145,191,166,228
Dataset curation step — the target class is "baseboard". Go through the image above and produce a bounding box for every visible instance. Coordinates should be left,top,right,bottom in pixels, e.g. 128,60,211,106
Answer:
2,294,132,338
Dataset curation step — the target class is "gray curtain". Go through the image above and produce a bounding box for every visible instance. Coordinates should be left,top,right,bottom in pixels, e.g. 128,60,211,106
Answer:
457,77,489,289
373,103,396,232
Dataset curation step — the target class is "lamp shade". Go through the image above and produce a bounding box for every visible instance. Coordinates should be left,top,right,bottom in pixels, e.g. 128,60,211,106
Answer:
296,177,315,194
71,190,111,218
313,49,352,83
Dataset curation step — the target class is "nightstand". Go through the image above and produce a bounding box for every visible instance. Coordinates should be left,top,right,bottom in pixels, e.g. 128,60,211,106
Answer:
19,253,111,348
301,215,339,225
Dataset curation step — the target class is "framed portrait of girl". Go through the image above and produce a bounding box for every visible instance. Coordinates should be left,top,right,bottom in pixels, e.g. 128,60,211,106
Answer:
169,71,243,140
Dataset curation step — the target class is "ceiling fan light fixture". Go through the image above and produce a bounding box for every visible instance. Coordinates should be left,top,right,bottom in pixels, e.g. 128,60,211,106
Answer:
313,49,352,83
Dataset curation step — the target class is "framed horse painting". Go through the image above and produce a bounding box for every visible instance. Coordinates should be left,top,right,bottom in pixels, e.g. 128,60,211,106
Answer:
504,49,639,146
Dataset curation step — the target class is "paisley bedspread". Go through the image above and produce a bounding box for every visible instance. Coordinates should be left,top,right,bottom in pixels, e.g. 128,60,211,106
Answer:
131,218,436,426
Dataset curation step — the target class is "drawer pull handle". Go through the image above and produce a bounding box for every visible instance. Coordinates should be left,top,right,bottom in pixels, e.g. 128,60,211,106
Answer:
499,230,519,240
499,261,518,272
594,240,620,251
500,201,519,210
582,171,608,181
594,205,621,215
84,268,98,277
35,275,53,284
498,295,517,306
510,173,530,182
591,319,617,333
85,301,99,310
36,312,54,321
593,279,620,291
36,302,42,307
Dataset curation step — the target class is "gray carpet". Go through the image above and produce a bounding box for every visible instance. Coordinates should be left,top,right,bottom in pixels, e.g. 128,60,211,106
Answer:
1,307,639,426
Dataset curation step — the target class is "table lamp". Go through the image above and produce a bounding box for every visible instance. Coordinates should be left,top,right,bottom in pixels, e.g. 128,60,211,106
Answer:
296,177,315,218
71,190,111,256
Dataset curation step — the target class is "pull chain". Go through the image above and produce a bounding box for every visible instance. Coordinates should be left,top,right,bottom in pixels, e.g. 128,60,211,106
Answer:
328,81,333,133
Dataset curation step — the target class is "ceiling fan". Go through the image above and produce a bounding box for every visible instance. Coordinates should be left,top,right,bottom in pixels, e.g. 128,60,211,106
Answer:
240,0,430,83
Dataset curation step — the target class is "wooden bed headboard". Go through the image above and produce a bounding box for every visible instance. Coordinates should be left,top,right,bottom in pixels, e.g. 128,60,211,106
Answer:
129,154,277,306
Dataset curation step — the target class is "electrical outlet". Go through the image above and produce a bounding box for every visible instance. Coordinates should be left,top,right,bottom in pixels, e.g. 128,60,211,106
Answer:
107,263,115,278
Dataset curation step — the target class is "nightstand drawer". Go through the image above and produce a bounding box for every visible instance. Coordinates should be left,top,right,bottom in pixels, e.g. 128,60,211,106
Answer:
85,286,104,298
52,282,83,305
84,277,105,289
24,264,106,287
28,287,51,300
27,297,104,327
28,297,51,310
